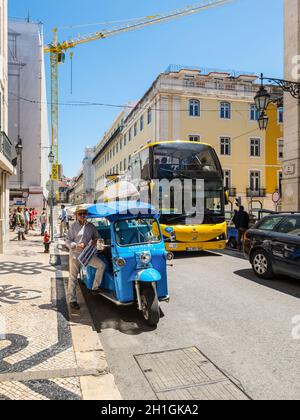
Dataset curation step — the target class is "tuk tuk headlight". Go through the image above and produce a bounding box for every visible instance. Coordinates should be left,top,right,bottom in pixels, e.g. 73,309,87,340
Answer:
140,252,151,265
114,257,126,268
166,252,174,261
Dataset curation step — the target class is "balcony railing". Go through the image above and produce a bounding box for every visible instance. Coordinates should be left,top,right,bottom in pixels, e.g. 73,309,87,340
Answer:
0,131,12,163
246,188,266,198
228,188,237,197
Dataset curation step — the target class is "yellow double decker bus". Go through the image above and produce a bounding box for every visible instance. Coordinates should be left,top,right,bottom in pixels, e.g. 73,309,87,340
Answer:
128,141,228,252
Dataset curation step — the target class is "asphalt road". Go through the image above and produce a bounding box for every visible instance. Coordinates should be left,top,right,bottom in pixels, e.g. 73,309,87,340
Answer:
82,249,300,400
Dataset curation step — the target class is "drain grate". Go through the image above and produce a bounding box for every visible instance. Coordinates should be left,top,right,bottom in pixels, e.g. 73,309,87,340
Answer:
135,347,251,400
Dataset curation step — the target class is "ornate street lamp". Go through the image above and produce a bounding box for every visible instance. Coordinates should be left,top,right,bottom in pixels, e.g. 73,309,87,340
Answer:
15,137,23,191
254,75,271,116
258,112,269,130
48,150,55,164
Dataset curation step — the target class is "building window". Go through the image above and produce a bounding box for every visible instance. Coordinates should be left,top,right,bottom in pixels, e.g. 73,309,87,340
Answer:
116,143,119,154
278,139,284,160
120,139,123,150
224,170,231,189
189,99,200,117
220,102,231,119
189,135,200,142
250,171,261,191
250,138,261,157
278,107,284,124
120,161,123,171
220,137,231,155
124,158,127,170
147,108,152,125
140,115,144,131
134,123,138,137
124,134,127,147
129,128,132,142
250,104,259,121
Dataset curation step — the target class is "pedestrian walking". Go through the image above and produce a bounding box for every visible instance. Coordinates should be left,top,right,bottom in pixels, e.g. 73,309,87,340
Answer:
10,209,17,231
40,208,47,236
233,206,250,251
59,205,68,238
24,208,30,234
16,207,26,241
29,208,35,231
65,206,105,311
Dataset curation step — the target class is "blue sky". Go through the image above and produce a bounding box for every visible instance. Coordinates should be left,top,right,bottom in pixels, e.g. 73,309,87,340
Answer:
9,0,284,178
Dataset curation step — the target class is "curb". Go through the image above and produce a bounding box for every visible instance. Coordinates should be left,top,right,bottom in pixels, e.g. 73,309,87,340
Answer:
54,244,122,401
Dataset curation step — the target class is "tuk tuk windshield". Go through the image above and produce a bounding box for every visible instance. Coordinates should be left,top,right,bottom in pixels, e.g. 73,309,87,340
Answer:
114,218,161,246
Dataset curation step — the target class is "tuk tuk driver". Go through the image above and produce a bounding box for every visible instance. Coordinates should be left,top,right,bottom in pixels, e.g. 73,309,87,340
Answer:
66,206,105,311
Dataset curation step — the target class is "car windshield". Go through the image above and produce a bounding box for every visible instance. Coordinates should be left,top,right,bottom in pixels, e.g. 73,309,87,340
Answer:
114,218,161,246
257,216,284,231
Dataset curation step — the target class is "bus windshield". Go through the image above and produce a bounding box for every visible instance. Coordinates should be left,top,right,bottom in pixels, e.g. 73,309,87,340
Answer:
153,143,222,180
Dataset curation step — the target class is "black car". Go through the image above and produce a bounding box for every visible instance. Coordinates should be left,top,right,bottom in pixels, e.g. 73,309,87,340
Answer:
244,213,300,280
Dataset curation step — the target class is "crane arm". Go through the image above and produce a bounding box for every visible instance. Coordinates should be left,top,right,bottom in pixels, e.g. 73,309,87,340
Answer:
44,0,234,53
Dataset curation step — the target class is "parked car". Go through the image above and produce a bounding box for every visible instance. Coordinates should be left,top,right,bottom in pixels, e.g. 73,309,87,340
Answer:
244,213,300,280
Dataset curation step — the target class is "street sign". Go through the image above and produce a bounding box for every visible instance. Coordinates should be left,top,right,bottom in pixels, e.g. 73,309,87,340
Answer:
272,190,281,204
51,164,59,180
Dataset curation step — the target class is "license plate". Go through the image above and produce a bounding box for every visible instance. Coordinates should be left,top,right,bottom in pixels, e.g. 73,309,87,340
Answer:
187,247,201,252
169,244,178,249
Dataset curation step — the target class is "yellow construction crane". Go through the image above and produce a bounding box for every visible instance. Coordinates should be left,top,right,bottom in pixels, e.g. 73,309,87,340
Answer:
44,0,234,180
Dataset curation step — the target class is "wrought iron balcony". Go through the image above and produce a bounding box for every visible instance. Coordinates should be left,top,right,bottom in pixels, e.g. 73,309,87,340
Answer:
246,188,266,198
0,131,12,163
228,188,237,197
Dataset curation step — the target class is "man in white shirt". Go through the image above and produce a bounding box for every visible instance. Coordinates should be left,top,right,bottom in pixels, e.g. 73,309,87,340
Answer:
66,206,105,311
59,205,68,238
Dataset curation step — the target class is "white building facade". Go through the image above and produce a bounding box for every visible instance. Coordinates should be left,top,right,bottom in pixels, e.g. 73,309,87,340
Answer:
8,19,49,210
0,0,15,253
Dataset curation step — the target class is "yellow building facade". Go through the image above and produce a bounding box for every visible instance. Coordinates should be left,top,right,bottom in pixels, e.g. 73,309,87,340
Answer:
91,66,283,211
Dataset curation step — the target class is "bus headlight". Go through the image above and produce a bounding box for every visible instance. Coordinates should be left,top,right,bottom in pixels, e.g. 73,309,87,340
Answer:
114,257,126,268
140,252,151,265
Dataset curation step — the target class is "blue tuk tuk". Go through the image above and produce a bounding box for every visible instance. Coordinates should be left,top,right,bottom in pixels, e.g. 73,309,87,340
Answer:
80,201,172,326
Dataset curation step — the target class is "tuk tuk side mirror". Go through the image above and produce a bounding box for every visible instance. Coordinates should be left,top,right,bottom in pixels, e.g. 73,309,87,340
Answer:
224,188,229,206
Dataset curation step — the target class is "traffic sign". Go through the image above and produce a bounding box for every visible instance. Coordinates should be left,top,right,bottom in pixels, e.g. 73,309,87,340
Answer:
46,179,60,194
51,164,59,180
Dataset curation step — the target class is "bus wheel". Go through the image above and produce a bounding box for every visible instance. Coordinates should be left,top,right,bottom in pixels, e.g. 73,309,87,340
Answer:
140,283,160,326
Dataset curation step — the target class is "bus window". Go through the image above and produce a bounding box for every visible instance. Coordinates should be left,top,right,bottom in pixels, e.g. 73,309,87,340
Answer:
131,154,141,180
140,148,150,180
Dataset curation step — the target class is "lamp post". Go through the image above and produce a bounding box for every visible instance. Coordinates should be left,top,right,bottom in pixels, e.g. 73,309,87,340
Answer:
254,73,300,130
15,137,23,191
48,150,55,241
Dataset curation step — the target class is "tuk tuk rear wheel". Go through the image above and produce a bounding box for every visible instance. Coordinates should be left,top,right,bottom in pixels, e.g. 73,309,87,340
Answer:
140,284,160,326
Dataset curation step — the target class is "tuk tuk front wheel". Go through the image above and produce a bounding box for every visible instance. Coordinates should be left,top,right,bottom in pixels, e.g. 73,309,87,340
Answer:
140,284,160,326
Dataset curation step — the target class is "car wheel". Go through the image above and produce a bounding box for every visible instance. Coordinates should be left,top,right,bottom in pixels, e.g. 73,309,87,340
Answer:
251,249,274,280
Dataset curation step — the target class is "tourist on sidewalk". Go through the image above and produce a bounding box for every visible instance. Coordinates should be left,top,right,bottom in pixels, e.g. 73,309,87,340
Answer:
59,205,68,238
66,206,105,311
233,206,250,251
29,208,35,231
40,208,47,236
16,207,26,241
24,208,30,234
43,231,51,253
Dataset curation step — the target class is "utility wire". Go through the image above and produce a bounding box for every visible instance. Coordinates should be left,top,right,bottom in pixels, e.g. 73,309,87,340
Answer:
8,91,281,113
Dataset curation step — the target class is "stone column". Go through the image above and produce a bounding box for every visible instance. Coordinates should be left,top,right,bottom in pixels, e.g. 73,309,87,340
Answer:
282,0,300,211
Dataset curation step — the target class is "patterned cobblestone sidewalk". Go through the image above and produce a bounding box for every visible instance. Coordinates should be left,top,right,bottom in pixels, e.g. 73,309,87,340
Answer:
0,231,83,400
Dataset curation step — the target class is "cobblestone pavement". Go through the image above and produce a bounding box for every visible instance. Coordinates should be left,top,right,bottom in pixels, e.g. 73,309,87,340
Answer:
0,231,82,400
